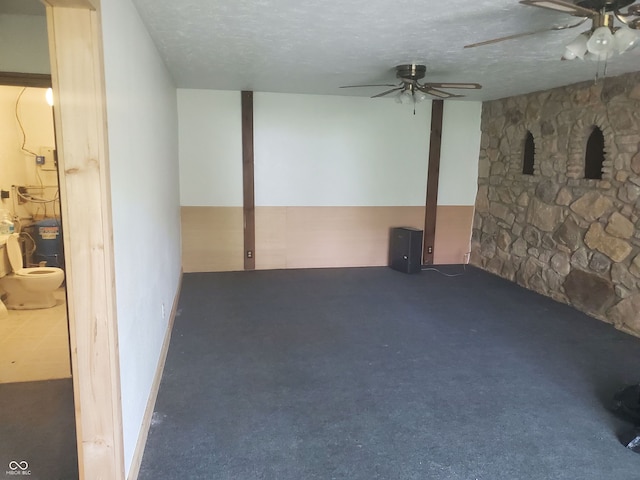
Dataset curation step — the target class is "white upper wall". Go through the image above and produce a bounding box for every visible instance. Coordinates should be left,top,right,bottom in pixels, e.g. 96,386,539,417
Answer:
438,101,483,206
254,93,430,206
0,14,50,74
177,90,482,209
178,90,432,207
101,0,181,475
178,89,243,206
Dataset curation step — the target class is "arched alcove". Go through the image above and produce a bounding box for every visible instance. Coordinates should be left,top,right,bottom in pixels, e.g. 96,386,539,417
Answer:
584,126,605,180
522,131,535,175
567,114,615,182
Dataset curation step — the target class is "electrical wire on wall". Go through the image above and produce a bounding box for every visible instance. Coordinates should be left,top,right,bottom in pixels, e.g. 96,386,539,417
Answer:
11,87,61,225
15,88,38,157
13,186,60,221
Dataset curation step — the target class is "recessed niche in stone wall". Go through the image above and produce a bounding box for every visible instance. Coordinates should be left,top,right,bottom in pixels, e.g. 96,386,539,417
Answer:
585,126,605,180
471,71,640,337
523,131,535,175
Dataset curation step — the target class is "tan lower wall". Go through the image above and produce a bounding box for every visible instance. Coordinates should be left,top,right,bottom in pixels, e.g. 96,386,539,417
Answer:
255,206,425,270
434,205,475,265
181,206,244,272
181,205,475,272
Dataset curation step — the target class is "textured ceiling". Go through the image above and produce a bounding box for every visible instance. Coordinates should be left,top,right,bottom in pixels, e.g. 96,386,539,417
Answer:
6,0,640,101
130,0,640,101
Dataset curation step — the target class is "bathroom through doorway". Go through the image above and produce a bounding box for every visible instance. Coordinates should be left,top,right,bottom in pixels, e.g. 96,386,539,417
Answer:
0,75,78,479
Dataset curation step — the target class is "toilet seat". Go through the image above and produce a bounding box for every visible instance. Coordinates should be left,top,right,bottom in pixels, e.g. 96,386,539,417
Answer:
6,233,24,272
16,267,61,276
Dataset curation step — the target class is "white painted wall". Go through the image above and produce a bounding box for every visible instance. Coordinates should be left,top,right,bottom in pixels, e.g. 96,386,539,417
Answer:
178,90,243,206
254,93,431,206
438,101,483,206
178,90,432,207
101,0,181,475
0,14,50,74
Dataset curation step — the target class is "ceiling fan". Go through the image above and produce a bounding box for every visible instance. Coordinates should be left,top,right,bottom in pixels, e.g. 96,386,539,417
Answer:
340,64,482,104
465,0,640,60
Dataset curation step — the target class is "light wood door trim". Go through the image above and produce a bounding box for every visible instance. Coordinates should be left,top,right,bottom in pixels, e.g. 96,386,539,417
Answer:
423,99,443,265
242,91,255,270
46,2,125,479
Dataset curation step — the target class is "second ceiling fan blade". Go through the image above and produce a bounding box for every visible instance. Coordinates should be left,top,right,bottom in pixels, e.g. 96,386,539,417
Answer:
520,0,597,17
371,87,402,98
464,18,587,48
340,83,398,88
425,82,482,90
419,87,463,99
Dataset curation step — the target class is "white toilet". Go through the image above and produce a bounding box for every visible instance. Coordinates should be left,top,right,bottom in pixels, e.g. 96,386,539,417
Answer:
0,233,65,309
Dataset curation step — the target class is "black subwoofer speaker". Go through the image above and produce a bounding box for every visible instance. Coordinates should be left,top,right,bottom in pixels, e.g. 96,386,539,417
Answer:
389,227,423,274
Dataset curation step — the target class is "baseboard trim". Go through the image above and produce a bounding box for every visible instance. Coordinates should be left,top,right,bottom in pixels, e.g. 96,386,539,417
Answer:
127,270,183,480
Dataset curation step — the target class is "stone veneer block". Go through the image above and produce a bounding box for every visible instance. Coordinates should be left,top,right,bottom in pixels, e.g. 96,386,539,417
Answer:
564,269,616,314
606,211,634,239
569,191,614,222
584,223,633,263
607,293,640,331
526,197,564,232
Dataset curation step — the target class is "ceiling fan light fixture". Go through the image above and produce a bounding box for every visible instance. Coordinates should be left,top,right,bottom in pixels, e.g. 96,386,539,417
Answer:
564,32,589,59
414,91,427,103
586,25,615,56
614,26,640,53
395,89,414,104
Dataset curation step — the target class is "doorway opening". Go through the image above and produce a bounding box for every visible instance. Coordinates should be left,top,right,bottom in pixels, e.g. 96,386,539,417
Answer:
0,79,78,479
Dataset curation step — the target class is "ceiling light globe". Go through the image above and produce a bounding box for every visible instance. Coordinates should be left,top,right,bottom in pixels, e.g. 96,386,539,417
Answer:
401,90,413,104
586,26,614,56
614,27,640,53
565,33,588,59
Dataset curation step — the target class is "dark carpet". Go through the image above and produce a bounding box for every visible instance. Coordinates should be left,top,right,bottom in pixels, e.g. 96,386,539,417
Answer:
0,378,78,480
139,266,640,480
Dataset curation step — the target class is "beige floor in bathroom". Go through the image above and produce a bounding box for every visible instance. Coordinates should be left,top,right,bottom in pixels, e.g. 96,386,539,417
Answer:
0,288,71,384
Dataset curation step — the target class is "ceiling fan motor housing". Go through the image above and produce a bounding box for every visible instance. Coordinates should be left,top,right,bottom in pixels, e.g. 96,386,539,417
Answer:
576,0,635,11
396,64,427,81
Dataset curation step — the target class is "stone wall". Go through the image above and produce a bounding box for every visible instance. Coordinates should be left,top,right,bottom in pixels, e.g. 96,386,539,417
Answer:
471,71,640,336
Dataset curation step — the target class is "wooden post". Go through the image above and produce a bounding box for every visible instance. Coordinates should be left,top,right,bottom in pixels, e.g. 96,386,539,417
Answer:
423,100,443,265
46,2,125,478
242,91,256,270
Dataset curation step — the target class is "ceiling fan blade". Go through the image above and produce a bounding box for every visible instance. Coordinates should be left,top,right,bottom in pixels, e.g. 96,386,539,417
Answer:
419,87,463,99
464,18,587,48
520,0,597,17
371,87,402,98
425,82,482,90
340,83,398,89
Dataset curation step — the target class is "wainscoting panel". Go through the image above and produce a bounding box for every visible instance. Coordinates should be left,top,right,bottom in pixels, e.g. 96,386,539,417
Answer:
433,205,475,265
255,206,425,270
181,206,244,272
182,205,475,272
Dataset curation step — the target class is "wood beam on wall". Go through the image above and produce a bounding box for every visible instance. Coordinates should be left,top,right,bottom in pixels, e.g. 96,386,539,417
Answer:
423,99,443,265
242,91,256,270
0,72,52,88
